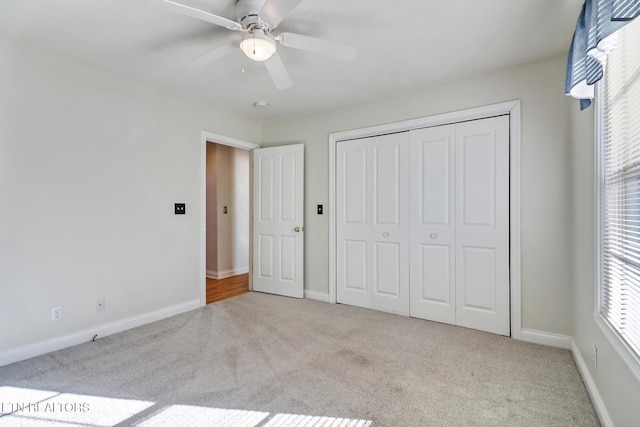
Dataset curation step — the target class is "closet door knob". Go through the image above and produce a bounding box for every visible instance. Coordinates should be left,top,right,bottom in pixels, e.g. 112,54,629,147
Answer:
383,232,390,237
430,233,438,239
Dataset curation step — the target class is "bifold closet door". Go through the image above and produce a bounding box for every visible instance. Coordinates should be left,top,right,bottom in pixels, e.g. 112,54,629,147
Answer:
409,116,510,336
409,125,456,324
454,116,510,336
336,133,410,315
336,115,509,335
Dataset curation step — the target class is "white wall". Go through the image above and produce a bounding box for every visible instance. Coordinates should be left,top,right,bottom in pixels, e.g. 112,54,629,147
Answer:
262,54,574,336
570,102,640,425
230,146,250,275
0,37,260,362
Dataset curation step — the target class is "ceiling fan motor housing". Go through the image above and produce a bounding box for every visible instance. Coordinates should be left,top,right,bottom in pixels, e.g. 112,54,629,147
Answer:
236,0,272,30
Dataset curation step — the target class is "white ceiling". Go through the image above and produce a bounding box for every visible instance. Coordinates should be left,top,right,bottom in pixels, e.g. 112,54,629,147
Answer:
0,0,582,122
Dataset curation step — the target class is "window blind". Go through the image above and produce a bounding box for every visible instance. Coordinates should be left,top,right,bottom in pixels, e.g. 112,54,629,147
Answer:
600,16,640,359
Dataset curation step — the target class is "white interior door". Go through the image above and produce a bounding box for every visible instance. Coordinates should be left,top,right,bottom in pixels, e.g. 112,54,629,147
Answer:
336,133,410,315
454,116,510,335
252,144,304,298
409,125,456,324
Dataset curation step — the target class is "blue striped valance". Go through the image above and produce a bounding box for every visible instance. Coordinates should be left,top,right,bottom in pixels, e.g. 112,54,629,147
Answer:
565,0,640,109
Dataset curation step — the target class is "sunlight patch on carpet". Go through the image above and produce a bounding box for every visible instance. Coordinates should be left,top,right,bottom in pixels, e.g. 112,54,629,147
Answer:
138,405,269,426
0,386,154,426
264,413,372,426
0,386,372,427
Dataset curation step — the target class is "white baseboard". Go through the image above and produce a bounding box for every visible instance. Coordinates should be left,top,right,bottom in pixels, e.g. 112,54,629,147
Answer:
571,340,613,427
0,299,200,367
206,267,249,279
304,290,330,303
520,328,572,350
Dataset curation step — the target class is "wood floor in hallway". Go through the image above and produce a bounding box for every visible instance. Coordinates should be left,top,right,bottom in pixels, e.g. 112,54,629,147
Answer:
206,273,249,304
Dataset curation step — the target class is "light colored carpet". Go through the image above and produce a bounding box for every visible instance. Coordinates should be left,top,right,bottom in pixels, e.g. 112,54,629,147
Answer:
0,292,599,426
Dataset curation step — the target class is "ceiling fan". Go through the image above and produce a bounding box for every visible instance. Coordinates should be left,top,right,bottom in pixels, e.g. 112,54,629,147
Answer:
153,0,357,89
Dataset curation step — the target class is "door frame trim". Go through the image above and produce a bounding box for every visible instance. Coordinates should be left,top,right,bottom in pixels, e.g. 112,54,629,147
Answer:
328,100,522,339
200,131,260,307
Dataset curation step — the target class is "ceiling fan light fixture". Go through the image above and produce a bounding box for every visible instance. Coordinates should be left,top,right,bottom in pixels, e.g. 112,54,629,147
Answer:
240,30,276,62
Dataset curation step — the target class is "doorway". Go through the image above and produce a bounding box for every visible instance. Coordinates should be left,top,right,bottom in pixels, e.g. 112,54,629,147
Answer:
200,132,259,306
206,142,250,303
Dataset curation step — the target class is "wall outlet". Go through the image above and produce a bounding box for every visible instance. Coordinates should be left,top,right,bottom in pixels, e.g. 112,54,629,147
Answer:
592,344,598,369
96,298,105,312
51,306,62,322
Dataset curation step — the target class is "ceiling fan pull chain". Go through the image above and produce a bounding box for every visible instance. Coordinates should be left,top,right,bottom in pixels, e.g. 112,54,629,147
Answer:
241,38,246,74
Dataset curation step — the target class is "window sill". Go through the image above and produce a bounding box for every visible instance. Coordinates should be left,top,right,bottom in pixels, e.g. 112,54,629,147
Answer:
594,313,640,381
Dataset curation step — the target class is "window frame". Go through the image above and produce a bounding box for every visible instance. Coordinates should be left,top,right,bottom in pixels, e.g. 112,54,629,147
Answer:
595,80,640,381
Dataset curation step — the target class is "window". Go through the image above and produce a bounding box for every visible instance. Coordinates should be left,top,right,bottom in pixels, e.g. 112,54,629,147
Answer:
598,16,640,365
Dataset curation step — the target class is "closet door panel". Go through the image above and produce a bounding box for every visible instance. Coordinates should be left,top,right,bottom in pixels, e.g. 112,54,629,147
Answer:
418,244,452,302
374,144,401,225
344,239,368,292
375,242,401,296
455,116,510,336
337,142,371,308
461,135,496,227
459,246,497,311
409,126,456,324
370,134,410,315
344,149,368,224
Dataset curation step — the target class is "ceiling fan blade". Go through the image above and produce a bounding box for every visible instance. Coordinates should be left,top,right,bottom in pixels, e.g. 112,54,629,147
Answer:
185,42,238,69
153,0,243,31
259,0,305,27
278,32,357,61
264,53,292,90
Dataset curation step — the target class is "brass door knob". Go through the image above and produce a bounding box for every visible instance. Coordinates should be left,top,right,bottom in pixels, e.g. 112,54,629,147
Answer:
294,226,301,232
